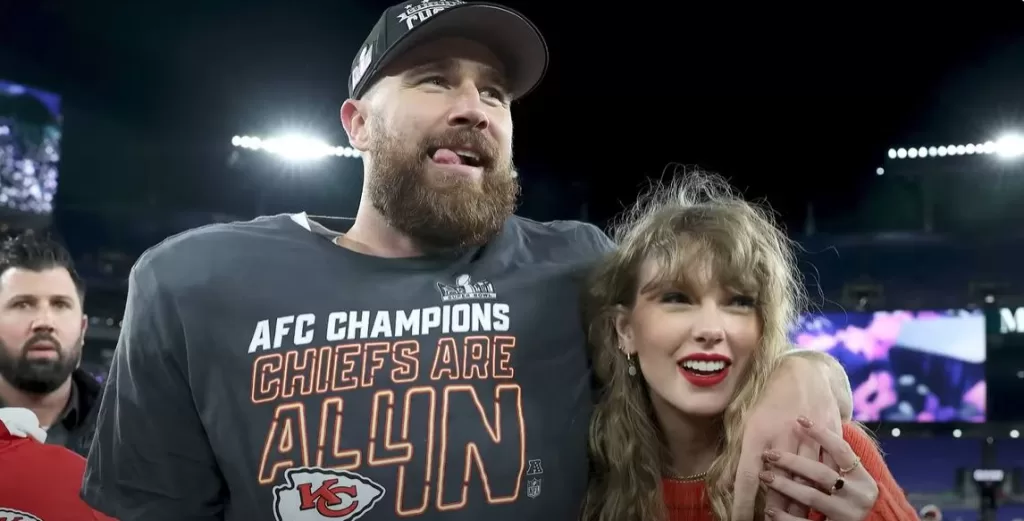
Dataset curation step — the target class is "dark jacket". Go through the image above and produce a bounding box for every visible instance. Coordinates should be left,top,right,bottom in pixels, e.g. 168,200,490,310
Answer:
0,369,103,456
61,368,104,457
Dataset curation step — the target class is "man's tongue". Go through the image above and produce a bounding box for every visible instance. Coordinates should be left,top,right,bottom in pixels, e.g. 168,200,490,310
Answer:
432,148,463,165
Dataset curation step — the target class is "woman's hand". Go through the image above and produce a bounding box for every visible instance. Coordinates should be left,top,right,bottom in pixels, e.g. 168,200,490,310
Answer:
732,354,847,519
757,417,879,521
731,354,847,519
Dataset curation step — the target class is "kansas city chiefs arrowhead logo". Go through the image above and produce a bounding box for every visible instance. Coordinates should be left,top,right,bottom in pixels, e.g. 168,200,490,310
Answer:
0,508,44,521
273,467,385,521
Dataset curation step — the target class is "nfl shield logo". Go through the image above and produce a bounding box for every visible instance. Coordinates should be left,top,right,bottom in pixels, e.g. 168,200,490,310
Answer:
527,478,542,498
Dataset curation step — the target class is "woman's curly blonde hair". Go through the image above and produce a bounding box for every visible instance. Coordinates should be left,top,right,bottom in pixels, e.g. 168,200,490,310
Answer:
581,169,806,521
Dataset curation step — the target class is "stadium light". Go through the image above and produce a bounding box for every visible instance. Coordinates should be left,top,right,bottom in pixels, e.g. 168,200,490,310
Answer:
231,134,361,161
995,133,1024,159
886,132,1024,162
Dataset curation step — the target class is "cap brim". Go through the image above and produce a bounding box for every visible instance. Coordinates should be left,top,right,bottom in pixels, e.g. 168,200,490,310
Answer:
374,3,548,100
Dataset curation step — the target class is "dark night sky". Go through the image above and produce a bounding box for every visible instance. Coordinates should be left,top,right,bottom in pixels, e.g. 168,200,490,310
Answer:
2,0,1023,232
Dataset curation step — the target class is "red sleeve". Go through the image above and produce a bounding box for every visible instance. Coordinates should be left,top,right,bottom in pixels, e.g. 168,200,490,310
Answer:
841,424,919,521
0,439,120,521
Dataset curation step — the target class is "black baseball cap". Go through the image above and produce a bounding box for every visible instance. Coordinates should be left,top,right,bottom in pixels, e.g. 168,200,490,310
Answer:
348,0,548,101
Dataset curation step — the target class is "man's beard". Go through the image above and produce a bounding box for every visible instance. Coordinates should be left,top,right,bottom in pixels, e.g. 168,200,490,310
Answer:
366,117,520,251
0,332,83,395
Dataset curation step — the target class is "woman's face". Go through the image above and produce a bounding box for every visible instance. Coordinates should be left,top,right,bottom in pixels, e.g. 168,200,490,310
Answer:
616,258,762,417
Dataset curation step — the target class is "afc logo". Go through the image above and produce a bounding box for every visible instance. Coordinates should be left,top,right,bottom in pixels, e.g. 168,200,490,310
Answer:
273,468,385,521
526,460,543,475
525,458,544,499
0,508,43,521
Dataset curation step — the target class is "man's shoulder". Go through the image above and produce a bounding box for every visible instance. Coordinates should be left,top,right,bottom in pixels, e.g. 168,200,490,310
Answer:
135,214,299,273
505,215,614,259
0,432,86,472
34,440,88,469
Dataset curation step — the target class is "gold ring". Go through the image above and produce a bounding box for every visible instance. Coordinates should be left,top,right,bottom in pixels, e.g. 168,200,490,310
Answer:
828,477,845,495
839,458,862,476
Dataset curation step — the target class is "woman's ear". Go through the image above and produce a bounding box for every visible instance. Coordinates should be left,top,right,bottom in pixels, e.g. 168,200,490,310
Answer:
613,306,636,355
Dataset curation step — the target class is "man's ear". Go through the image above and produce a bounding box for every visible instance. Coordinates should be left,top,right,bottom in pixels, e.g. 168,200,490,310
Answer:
341,99,371,151
613,307,636,355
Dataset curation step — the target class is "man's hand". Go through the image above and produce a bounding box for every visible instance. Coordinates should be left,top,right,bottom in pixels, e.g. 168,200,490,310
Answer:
730,352,846,520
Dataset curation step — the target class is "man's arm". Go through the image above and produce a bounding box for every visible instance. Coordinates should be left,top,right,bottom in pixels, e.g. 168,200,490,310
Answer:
81,252,226,520
782,348,853,421
730,350,850,520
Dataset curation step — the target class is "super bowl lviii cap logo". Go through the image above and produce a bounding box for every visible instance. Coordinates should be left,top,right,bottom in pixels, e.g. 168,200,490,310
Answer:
273,468,386,521
396,0,464,31
0,508,43,521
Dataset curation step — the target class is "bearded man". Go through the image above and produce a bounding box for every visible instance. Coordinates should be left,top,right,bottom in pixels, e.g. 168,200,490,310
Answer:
0,232,98,456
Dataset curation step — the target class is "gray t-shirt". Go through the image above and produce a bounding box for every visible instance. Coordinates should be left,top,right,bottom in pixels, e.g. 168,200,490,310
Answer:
82,213,614,521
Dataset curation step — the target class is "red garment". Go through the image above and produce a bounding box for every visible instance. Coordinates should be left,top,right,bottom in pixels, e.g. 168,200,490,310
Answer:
0,420,116,521
663,423,919,521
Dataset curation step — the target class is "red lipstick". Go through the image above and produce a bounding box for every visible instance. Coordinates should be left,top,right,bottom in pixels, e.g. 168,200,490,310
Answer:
677,353,732,388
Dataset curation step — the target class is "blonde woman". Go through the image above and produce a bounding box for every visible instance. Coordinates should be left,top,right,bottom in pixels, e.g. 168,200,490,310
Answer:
582,172,917,521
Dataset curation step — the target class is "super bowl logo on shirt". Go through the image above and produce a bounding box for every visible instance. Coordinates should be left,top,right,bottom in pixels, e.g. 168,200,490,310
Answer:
396,0,464,31
437,274,496,302
248,274,530,519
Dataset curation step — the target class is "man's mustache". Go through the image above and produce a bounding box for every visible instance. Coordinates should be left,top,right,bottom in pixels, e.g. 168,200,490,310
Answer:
21,333,62,354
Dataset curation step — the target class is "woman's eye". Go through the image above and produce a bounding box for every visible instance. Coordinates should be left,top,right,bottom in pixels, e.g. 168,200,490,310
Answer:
660,292,690,304
730,295,757,308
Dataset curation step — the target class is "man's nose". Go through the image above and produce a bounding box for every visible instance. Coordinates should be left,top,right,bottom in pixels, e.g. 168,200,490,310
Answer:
30,310,56,332
446,87,490,131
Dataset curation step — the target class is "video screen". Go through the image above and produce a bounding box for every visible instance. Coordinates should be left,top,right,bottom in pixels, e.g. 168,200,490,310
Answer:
789,309,986,423
0,79,61,218
983,306,1024,422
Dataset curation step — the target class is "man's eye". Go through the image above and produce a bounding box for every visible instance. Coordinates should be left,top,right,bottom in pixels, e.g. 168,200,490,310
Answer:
420,76,448,87
481,87,509,103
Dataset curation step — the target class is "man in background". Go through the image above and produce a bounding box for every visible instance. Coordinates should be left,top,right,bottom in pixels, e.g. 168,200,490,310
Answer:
0,232,99,455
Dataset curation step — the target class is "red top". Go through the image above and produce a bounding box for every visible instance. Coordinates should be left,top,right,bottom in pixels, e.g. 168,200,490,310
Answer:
663,423,918,521
0,419,116,521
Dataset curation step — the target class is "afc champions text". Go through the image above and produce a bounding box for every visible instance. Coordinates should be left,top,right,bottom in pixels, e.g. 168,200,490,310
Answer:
246,300,532,517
